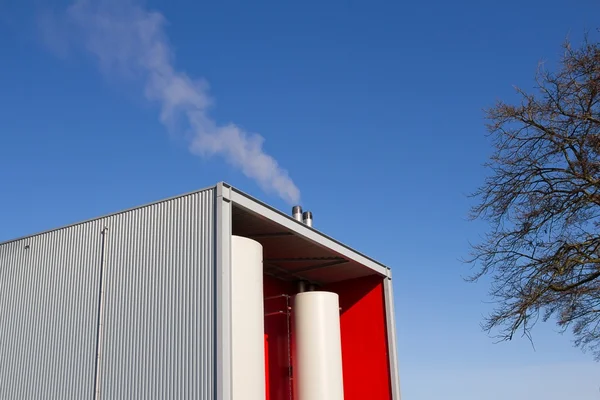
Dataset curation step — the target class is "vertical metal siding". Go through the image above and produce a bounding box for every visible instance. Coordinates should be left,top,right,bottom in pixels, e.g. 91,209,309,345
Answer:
0,220,103,399
0,187,215,399
100,189,215,399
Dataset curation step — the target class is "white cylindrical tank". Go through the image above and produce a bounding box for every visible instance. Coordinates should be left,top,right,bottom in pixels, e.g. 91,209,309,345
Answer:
231,236,266,400
293,291,344,400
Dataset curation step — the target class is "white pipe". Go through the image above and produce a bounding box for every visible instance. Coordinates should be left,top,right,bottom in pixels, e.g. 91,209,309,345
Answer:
293,291,344,400
231,236,266,400
94,227,109,400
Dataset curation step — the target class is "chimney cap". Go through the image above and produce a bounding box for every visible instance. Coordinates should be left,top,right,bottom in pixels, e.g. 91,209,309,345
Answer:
302,211,313,227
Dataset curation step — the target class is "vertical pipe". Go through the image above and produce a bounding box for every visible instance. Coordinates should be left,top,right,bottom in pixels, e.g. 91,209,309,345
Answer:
302,211,313,227
297,280,307,293
231,236,266,400
292,206,303,222
293,291,344,400
93,227,109,400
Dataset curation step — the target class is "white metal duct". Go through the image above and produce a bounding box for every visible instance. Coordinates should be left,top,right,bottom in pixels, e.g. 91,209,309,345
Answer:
293,291,345,400
231,235,266,400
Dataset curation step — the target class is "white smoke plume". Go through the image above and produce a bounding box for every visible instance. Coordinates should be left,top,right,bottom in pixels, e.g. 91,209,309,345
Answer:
41,0,300,204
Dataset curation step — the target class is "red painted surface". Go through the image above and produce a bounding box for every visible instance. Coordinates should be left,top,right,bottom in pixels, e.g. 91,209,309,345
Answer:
263,275,295,400
263,274,392,400
264,334,270,400
324,276,392,400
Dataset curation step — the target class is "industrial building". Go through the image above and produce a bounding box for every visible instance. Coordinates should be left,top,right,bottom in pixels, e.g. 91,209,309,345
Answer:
0,182,401,400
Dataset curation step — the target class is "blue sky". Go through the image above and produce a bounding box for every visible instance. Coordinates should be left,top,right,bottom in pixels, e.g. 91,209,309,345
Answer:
2,0,600,398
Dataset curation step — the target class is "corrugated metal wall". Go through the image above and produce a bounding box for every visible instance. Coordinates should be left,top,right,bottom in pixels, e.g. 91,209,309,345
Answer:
100,189,215,399
0,219,104,399
0,188,216,399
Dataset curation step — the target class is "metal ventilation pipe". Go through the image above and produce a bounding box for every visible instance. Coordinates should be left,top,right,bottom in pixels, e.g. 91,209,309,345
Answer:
297,280,307,293
302,211,313,227
292,205,303,222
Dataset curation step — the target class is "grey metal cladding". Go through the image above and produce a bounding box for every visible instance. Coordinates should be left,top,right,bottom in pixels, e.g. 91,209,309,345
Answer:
0,219,104,399
100,188,215,399
0,187,216,400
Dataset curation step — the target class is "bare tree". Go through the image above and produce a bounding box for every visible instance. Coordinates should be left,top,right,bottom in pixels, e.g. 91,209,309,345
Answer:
468,35,600,358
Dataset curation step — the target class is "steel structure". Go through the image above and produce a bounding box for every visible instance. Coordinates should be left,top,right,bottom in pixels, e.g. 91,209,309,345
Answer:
0,182,401,400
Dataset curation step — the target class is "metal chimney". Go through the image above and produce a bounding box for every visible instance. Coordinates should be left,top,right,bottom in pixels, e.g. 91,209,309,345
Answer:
292,205,303,222
297,280,307,293
302,211,313,227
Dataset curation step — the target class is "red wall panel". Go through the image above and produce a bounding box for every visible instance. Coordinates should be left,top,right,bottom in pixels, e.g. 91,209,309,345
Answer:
264,333,270,400
263,276,294,400
263,274,392,400
324,276,392,400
